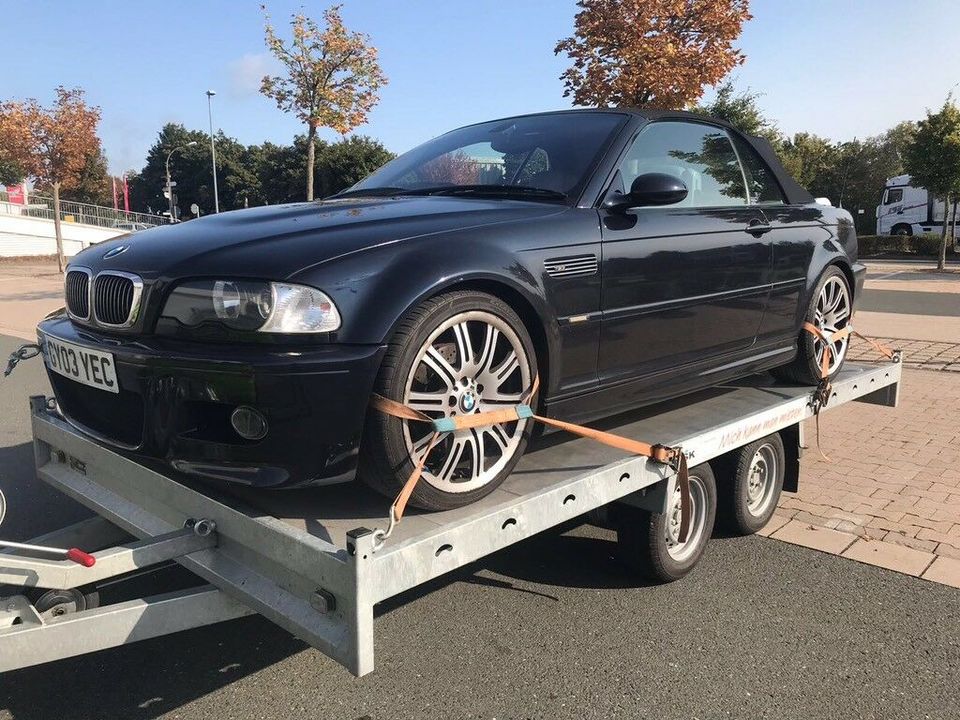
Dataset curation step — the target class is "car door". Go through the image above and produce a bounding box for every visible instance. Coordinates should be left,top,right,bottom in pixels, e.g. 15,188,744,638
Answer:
598,120,772,384
726,131,815,345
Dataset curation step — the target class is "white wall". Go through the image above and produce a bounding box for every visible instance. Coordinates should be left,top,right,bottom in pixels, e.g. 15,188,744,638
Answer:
0,213,125,257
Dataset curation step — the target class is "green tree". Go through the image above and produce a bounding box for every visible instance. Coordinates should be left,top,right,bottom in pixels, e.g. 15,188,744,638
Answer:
315,135,394,197
261,5,387,200
251,139,308,205
778,132,837,196
904,99,960,269
57,149,111,206
127,123,210,217
127,124,395,213
694,81,781,145
0,151,23,186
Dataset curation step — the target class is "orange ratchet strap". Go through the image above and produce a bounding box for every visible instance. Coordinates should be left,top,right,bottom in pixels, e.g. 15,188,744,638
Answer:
801,322,900,460
369,376,691,548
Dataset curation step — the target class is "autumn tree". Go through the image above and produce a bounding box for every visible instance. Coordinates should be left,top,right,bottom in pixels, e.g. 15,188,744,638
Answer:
260,4,387,200
904,99,960,270
0,87,102,271
0,105,33,186
555,0,752,109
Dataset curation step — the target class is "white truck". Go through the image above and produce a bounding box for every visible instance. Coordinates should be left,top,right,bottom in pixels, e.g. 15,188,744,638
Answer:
876,174,955,240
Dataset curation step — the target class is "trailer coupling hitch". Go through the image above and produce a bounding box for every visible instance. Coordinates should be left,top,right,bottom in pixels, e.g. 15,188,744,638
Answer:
4,343,41,378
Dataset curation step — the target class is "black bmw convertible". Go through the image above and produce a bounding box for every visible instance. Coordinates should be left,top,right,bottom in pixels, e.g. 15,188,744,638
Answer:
38,109,863,511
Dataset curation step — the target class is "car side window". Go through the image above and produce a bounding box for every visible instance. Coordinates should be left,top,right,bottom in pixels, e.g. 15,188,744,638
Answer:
617,121,748,207
885,188,903,204
729,134,786,205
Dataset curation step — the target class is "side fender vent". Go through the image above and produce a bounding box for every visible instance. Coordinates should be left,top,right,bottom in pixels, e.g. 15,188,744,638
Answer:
544,254,598,279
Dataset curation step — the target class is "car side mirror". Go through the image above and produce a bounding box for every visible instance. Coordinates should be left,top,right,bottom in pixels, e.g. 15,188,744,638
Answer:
603,173,688,211
629,173,688,207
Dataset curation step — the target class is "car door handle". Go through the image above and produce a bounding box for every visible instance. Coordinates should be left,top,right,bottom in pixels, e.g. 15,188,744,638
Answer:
745,221,772,236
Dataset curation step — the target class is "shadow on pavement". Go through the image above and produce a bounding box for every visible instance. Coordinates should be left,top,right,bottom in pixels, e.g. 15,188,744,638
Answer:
0,615,307,720
0,442,91,542
0,521,643,720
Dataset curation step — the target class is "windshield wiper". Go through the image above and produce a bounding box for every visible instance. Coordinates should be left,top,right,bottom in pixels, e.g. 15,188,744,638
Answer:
407,185,569,201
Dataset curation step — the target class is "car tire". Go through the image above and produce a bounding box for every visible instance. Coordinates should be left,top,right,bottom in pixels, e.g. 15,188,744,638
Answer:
717,433,785,535
614,462,717,583
772,266,852,385
891,223,912,238
359,290,538,511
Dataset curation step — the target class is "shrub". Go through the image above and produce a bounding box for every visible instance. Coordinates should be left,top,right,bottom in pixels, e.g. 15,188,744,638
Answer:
915,233,947,256
857,233,956,257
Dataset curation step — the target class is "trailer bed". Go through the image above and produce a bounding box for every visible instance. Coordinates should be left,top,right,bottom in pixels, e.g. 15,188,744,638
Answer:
3,361,901,676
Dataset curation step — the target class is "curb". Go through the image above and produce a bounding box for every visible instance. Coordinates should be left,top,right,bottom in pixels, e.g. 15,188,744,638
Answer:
759,514,960,589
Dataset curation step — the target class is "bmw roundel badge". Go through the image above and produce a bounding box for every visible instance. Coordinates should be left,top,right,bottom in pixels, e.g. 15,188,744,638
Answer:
103,245,129,260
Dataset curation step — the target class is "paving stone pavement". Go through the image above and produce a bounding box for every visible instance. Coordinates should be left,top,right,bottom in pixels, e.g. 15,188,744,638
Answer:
769,367,960,587
848,336,960,372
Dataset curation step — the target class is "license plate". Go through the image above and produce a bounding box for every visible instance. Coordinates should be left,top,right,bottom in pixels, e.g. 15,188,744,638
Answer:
41,333,119,394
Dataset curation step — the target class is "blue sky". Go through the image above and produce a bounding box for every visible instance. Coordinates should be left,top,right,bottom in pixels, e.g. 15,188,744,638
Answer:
5,0,960,175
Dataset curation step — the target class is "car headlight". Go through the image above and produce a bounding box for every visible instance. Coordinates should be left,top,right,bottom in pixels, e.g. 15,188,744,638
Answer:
161,280,341,333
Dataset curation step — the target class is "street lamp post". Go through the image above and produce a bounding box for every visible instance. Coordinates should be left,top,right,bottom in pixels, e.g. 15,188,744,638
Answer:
206,90,220,213
165,141,198,224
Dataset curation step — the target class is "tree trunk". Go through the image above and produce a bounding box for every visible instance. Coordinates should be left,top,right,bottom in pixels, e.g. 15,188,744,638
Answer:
52,182,65,274
951,199,958,256
939,193,950,272
306,122,317,201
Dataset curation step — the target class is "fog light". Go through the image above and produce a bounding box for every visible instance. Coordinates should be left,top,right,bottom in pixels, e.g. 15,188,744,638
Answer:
231,406,268,440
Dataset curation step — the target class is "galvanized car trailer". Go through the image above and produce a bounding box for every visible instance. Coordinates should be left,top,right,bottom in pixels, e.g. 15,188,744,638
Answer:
0,361,901,676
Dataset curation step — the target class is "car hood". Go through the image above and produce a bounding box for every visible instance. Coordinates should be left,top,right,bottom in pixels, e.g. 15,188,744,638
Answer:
72,197,566,281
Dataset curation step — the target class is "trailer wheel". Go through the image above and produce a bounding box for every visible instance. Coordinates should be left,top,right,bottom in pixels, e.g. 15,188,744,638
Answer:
615,462,717,583
30,588,98,620
719,433,785,535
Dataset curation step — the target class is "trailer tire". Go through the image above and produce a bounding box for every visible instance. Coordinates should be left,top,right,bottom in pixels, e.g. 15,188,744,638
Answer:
615,462,716,583
718,433,785,535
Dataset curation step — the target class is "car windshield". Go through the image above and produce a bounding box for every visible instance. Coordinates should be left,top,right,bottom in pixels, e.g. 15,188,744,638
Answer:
340,112,627,202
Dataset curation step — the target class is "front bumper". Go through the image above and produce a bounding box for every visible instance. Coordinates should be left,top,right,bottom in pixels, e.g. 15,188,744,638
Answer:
37,314,386,488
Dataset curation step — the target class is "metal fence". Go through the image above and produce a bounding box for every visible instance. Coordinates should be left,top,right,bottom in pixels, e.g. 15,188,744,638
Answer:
0,190,163,230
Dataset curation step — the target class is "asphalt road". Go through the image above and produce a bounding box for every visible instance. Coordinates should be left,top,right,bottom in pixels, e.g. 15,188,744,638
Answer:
859,289,960,317
1,332,959,719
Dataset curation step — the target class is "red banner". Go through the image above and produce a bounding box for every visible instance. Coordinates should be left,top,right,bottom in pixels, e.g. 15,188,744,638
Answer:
5,184,25,204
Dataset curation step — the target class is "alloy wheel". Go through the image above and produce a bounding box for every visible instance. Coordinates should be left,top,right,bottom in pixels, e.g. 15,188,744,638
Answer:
813,275,851,375
402,310,532,493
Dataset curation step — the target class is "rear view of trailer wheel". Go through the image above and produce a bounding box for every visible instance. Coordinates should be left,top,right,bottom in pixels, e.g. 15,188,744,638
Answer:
614,462,717,583
717,433,786,536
